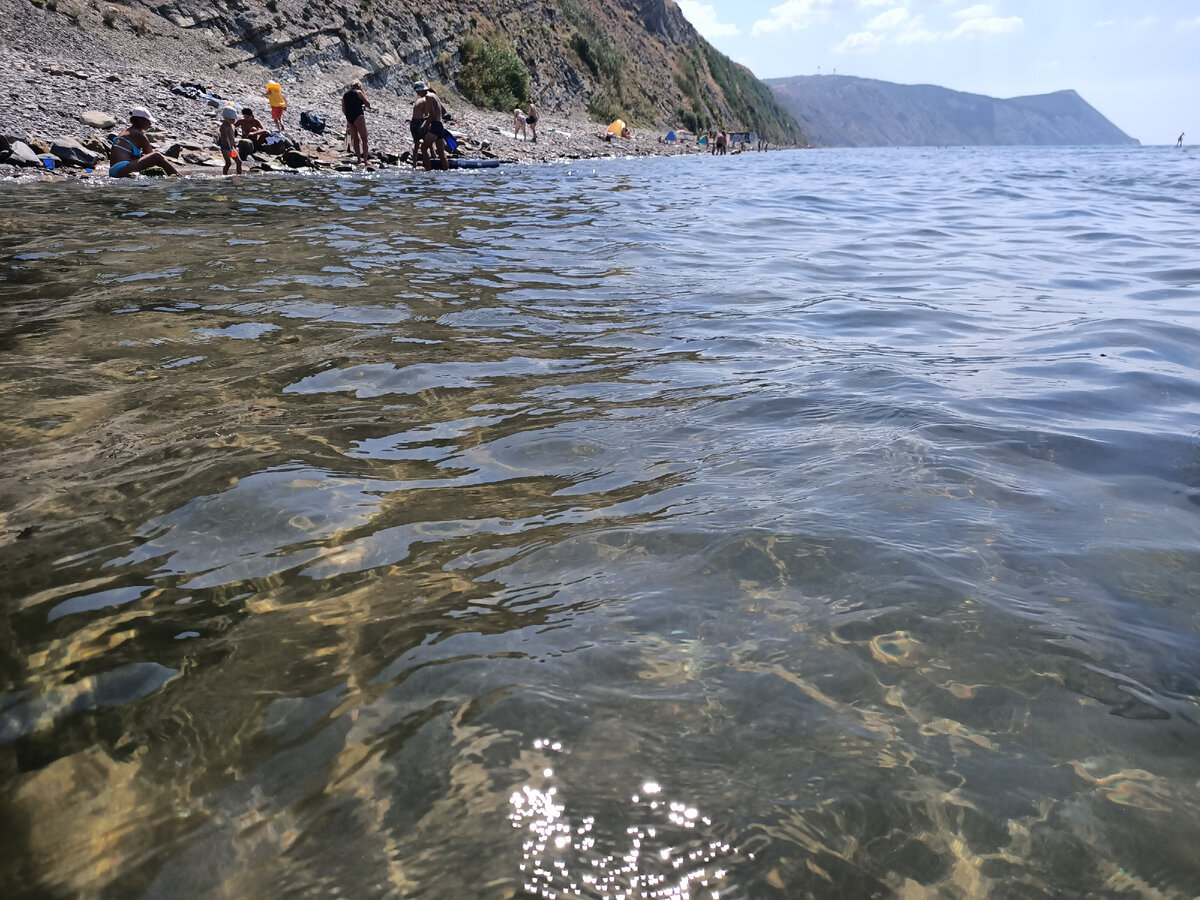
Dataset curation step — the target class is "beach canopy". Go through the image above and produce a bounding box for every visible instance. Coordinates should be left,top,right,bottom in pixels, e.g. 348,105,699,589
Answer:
665,130,677,142
606,119,626,135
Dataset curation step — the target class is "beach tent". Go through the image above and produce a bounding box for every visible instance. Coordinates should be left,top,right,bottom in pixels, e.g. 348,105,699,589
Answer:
606,119,626,136
697,134,707,146
665,130,678,143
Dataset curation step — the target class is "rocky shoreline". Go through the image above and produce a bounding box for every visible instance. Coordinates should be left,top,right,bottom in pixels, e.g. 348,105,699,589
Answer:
0,1,730,182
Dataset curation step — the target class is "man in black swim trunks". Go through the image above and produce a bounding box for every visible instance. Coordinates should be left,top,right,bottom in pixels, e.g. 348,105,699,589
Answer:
526,100,540,143
412,81,449,171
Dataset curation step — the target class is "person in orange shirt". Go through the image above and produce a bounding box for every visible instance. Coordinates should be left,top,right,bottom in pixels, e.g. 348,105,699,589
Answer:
265,82,287,131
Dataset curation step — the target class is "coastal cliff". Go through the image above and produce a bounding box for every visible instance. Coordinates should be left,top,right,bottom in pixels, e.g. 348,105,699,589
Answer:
0,0,803,144
765,74,1136,148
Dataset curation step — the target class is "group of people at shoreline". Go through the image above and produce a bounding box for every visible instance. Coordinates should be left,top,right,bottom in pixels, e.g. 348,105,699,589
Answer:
104,79,756,178
108,78,461,177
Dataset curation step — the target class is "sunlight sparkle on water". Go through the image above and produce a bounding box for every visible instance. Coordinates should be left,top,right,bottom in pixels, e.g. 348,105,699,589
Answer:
508,742,737,899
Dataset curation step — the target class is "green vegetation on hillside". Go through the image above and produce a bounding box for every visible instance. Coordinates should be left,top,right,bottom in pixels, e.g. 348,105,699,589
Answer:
698,44,802,144
455,34,530,111
673,50,708,134
558,0,653,124
675,45,804,144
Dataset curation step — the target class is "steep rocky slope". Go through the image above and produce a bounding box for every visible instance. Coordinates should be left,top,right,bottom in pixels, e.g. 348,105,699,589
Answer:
1,0,803,144
766,75,1136,148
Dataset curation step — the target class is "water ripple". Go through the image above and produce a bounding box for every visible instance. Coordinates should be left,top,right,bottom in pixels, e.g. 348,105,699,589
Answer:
2,146,1199,899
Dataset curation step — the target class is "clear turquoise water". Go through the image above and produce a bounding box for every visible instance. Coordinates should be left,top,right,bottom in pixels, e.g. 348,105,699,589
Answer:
2,147,1199,898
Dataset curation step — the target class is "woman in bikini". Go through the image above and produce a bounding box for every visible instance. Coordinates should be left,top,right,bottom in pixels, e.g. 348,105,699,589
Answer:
108,107,180,177
513,107,527,141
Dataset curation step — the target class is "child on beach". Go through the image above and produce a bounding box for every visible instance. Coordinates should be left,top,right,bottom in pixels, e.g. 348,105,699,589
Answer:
218,107,241,175
265,81,287,130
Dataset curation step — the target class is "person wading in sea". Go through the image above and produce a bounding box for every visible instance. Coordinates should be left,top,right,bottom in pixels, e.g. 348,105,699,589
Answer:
342,80,372,166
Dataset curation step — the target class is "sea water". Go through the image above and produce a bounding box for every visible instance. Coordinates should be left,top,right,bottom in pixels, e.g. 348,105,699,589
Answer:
1,146,1199,898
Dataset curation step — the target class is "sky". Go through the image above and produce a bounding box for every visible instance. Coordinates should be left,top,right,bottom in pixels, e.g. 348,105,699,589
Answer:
673,0,1200,145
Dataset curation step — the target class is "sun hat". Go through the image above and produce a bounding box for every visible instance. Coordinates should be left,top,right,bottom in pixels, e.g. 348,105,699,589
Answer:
220,106,238,120
130,106,155,124
413,81,427,93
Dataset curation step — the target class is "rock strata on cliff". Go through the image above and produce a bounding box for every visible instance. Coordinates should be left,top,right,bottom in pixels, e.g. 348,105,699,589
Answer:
0,0,802,145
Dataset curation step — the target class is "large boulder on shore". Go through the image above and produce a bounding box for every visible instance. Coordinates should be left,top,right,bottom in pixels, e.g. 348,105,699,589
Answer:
81,110,117,130
8,141,42,167
51,137,101,168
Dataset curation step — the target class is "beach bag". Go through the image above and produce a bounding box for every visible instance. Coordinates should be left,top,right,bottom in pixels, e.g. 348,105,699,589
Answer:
299,111,327,135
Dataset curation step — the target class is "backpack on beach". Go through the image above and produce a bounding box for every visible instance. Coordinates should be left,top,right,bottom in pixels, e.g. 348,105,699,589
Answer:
299,111,327,135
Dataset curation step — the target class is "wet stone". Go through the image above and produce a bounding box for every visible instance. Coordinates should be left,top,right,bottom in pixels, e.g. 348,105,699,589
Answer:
7,140,42,167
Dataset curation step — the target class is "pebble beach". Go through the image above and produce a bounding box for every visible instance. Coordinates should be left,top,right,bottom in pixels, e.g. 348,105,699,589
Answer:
0,3,716,180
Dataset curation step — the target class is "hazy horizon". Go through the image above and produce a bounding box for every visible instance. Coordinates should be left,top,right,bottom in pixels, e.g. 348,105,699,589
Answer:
675,0,1198,146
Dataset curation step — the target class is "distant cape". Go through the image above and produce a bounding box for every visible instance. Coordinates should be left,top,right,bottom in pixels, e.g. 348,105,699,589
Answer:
764,75,1139,148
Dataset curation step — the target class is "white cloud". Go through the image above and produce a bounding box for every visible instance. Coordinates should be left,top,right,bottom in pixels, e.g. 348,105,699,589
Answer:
1093,20,1116,28
867,7,910,29
1135,15,1159,29
1174,15,1200,29
751,0,834,36
677,0,741,38
895,21,940,43
947,3,1023,39
953,3,994,18
834,30,885,52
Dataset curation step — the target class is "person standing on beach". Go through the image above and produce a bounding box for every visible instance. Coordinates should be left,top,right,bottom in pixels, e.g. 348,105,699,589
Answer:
513,107,527,140
526,100,540,143
342,80,372,166
218,107,242,175
108,106,180,177
413,82,449,170
265,81,287,131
